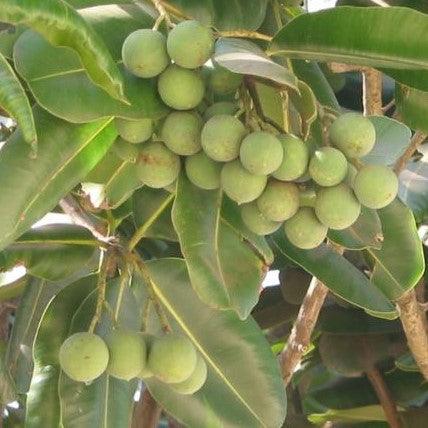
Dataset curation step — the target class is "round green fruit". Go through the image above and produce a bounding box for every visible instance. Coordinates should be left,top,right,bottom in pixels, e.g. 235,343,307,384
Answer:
161,111,202,155
148,334,197,384
137,142,180,188
172,355,208,395
158,65,205,110
59,332,109,383
114,117,153,144
208,64,243,95
221,160,267,205
241,202,282,236
203,102,238,121
309,147,348,187
167,20,214,69
185,152,222,190
329,113,376,158
315,183,361,230
112,138,139,163
256,180,299,222
345,163,358,187
353,164,398,209
240,131,284,175
121,29,169,78
139,334,155,379
284,207,328,249
201,115,246,162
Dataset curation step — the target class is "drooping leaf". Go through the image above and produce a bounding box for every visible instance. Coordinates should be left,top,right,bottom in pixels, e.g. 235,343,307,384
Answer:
396,84,428,134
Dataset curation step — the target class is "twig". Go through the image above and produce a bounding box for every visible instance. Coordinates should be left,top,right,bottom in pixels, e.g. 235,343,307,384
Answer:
393,131,427,174
151,0,173,30
362,68,383,116
132,389,162,428
382,98,395,113
216,30,272,42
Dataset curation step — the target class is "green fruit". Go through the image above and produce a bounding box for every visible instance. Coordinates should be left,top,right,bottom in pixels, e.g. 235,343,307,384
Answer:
256,180,299,222
329,113,376,158
315,183,361,230
148,334,197,384
106,330,146,381
353,164,398,209
158,65,205,110
201,115,246,162
59,332,109,383
208,64,243,95
284,207,328,249
309,147,348,187
167,20,214,69
139,334,155,379
185,152,222,190
345,163,358,187
115,117,153,144
121,29,169,78
240,131,284,175
203,102,238,121
112,138,139,162
161,111,202,155
137,142,180,188
241,202,282,236
273,134,309,181
221,160,267,205
279,267,312,305
172,355,208,395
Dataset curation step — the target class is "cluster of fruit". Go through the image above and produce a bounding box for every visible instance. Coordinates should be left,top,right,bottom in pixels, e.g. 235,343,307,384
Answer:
59,330,207,395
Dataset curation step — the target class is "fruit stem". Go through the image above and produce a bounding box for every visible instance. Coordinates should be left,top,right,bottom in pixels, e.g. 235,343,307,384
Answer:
216,30,272,42
150,0,173,30
114,267,131,323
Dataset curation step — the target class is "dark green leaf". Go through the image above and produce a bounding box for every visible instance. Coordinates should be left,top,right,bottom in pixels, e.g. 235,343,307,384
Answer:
395,352,419,372
396,84,428,134
253,81,285,130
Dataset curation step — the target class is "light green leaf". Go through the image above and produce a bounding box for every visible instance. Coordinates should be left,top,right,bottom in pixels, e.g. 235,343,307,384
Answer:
0,25,24,59
309,405,388,424
396,84,428,134
289,80,317,139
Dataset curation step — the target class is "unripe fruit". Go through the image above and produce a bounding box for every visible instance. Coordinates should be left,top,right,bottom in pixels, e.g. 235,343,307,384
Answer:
203,102,238,121
112,138,139,162
208,64,243,95
240,131,284,175
345,163,358,187
329,113,376,158
121,29,169,78
105,330,146,381
137,142,180,188
256,180,299,222
167,20,214,69
161,111,202,155
309,147,348,187
353,164,398,209
158,65,205,110
59,332,109,383
241,202,282,236
139,334,155,379
148,334,197,384
185,152,222,190
115,117,153,144
273,134,309,181
172,355,208,395
284,208,328,249
315,183,361,230
201,115,246,162
221,160,267,205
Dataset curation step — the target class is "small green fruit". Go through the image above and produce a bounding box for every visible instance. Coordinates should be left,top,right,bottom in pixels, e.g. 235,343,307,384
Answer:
315,183,361,230
172,355,208,395
221,160,267,205
114,117,153,144
59,332,109,383
203,102,238,121
284,207,328,249
353,164,398,209
161,111,202,155
201,115,246,162
309,147,348,187
112,138,139,162
240,131,284,175
185,152,222,190
241,202,282,236
158,65,205,110
139,334,155,379
148,334,197,384
345,163,358,187
329,113,376,158
208,64,243,95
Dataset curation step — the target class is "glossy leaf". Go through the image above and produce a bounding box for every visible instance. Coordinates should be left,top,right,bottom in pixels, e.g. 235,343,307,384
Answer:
253,81,285,130
289,80,317,139
396,84,428,134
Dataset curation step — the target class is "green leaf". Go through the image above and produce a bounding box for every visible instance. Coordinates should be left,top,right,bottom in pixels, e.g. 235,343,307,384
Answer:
309,405,388,424
253,81,285,130
0,107,116,252
13,5,168,123
172,174,266,319
395,352,419,372
396,84,428,134
143,258,287,428
0,0,127,103
0,52,36,150
0,276,27,301
0,25,25,59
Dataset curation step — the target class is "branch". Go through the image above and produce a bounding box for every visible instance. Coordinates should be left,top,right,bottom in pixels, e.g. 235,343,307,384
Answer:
216,30,272,42
393,131,427,174
328,62,364,73
362,68,383,116
132,389,162,428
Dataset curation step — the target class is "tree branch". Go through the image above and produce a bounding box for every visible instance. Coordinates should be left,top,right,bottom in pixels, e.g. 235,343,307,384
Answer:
362,68,383,116
132,389,162,428
393,131,427,174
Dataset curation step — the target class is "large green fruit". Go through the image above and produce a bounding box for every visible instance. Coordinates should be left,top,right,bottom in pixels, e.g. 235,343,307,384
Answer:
208,64,243,95
309,147,348,187
137,142,180,188
201,115,246,162
284,207,328,249
353,164,398,209
172,355,208,395
256,180,299,222
329,113,376,158
148,334,197,384
158,65,205,110
185,151,222,190
279,267,312,305
59,332,109,383
139,334,155,379
273,134,309,181
161,111,202,155
114,117,153,144
167,20,214,69
240,131,284,175
203,101,238,121
121,29,169,78
105,330,146,381
315,183,361,230
241,202,282,236
221,160,267,204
